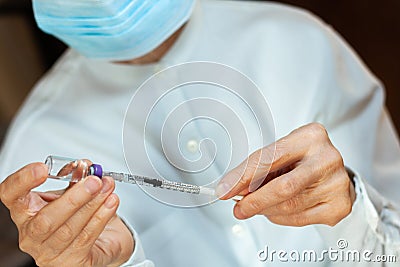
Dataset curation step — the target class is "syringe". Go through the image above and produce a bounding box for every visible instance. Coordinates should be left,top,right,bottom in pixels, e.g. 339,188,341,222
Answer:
45,155,216,196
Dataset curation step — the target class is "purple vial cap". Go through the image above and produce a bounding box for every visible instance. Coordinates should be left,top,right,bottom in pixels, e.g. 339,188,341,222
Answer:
89,164,103,178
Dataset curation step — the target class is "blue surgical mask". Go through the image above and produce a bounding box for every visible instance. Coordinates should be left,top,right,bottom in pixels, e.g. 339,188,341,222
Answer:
32,0,195,60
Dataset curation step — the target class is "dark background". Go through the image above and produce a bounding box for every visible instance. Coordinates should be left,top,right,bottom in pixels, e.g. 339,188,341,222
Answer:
0,0,399,266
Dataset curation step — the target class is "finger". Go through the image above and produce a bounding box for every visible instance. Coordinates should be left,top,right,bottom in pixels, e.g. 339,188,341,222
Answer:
235,166,295,198
218,123,331,200
60,194,119,266
232,163,318,219
37,190,65,202
217,134,307,200
41,177,115,255
0,163,48,209
267,203,330,226
260,171,341,216
266,196,352,227
24,175,103,242
261,189,325,217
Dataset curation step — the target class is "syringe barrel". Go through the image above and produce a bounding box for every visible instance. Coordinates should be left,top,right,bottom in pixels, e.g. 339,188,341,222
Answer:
44,156,214,197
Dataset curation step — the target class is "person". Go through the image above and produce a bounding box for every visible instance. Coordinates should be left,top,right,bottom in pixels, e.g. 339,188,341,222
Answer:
0,0,399,266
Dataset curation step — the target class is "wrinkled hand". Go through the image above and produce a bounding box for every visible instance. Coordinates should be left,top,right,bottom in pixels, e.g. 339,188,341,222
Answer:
218,123,356,227
0,163,134,266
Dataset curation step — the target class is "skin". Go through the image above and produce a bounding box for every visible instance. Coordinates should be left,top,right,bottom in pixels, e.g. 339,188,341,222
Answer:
0,163,133,266
217,123,356,227
0,25,356,265
0,28,183,266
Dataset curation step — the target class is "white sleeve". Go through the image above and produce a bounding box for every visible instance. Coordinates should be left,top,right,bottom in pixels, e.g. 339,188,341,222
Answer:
307,16,400,266
120,216,155,267
315,173,400,266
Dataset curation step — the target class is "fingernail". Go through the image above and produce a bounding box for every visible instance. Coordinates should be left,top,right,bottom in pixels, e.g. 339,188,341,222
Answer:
101,177,112,193
104,195,117,209
216,182,231,198
84,176,101,194
235,205,245,219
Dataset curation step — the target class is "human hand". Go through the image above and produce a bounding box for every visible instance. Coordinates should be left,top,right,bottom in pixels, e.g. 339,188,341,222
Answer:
0,163,134,266
217,123,356,227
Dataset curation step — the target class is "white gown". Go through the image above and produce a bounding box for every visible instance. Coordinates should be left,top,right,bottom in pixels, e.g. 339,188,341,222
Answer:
1,1,399,266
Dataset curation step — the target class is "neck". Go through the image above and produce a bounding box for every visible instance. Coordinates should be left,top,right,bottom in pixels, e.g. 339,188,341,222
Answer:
118,25,185,65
